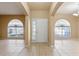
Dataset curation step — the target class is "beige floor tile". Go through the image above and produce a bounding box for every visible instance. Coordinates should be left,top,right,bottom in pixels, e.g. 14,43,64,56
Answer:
0,39,79,56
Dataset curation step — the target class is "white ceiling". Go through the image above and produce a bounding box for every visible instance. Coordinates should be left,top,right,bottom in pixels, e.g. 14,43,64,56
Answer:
28,2,52,10
0,2,78,15
0,2,26,15
56,2,79,15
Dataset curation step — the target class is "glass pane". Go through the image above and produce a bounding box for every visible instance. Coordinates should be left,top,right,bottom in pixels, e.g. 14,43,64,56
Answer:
55,19,71,39
8,19,23,38
32,20,36,40
32,32,36,36
32,21,36,25
32,28,36,32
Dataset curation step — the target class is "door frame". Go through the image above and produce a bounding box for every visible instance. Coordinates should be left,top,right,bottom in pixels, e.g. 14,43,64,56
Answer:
31,18,49,44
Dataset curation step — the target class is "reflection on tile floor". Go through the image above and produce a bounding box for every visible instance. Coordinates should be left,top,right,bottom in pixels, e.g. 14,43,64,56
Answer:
0,39,79,56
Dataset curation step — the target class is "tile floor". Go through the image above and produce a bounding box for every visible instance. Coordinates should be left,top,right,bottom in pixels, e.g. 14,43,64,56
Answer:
0,39,79,56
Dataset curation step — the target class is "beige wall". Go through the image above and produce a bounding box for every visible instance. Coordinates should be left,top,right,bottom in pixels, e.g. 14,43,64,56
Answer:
31,10,49,18
76,18,79,39
0,15,25,39
0,16,2,38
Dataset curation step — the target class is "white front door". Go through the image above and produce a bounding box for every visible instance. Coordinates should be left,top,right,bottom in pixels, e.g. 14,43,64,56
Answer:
32,18,48,43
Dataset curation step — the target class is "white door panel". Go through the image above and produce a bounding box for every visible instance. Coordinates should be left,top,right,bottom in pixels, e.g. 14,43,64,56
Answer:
32,18,48,42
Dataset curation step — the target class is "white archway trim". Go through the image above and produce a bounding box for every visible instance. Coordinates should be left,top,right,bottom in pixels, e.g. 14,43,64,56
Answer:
55,19,70,26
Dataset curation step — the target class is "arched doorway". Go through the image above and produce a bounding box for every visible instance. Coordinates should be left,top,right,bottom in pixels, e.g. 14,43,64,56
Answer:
8,19,24,39
55,19,71,40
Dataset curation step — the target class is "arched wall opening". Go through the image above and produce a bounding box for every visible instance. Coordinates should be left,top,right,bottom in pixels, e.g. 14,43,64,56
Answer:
8,19,24,39
54,19,71,40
